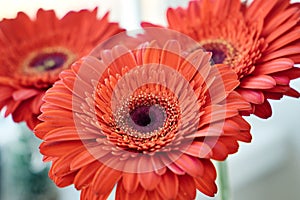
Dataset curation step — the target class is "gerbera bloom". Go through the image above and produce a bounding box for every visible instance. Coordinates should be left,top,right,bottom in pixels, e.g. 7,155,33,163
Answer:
0,8,124,129
142,0,300,118
35,35,252,199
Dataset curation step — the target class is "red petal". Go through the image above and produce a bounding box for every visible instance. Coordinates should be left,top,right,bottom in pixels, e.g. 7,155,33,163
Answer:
171,154,204,177
145,190,163,200
194,175,217,197
92,165,122,195
151,156,167,176
40,141,83,157
12,88,38,101
206,138,229,161
0,12,33,43
44,127,95,142
265,19,299,44
284,87,300,98
36,9,58,33
224,91,252,113
51,171,77,188
253,100,272,118
236,88,264,104
183,141,212,158
74,161,101,190
11,100,33,124
246,0,278,22
0,86,14,101
237,130,252,143
138,172,161,191
263,7,300,35
138,155,155,173
160,40,181,68
142,45,161,64
43,92,73,111
166,162,185,175
4,99,21,117
264,92,284,100
272,75,290,85
267,29,300,51
203,159,217,180
122,173,139,193
166,8,183,29
70,148,99,170
273,67,300,80
194,159,217,197
157,170,179,199
51,146,84,176
200,105,238,126
177,175,197,200
261,46,300,62
219,137,239,154
80,186,110,200
141,22,163,28
116,183,146,200
253,58,293,75
240,75,276,89
30,92,44,114
264,85,290,93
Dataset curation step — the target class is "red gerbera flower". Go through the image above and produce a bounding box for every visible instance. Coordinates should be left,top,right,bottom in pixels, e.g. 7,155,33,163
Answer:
0,8,124,129
142,0,300,118
34,32,252,199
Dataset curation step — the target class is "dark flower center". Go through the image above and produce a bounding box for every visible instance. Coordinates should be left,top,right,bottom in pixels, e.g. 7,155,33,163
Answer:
114,91,179,140
29,52,67,71
129,105,166,133
199,39,236,65
206,46,227,64
130,106,151,127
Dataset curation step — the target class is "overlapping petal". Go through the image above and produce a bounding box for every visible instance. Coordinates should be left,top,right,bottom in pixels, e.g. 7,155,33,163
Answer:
35,33,252,199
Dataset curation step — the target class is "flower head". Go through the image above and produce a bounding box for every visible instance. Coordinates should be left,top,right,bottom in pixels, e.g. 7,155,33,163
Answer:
0,8,124,129
35,30,252,199
143,0,300,118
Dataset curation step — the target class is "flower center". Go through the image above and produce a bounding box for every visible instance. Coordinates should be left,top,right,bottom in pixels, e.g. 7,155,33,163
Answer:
29,52,67,72
207,46,227,64
200,39,237,65
21,47,76,75
129,104,166,133
130,106,151,127
15,47,77,88
111,88,180,149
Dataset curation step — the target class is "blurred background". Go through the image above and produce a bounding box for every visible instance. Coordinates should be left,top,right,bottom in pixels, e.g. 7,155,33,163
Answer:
0,0,299,199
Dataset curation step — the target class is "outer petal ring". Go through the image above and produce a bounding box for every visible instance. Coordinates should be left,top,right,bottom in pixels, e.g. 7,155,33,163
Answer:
71,28,228,173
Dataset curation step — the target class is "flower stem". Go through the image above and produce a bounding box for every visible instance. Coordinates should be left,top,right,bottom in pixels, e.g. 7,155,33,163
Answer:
217,160,231,200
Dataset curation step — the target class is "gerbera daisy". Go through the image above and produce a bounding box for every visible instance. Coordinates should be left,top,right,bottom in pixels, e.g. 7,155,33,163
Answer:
34,31,252,199
0,8,124,129
142,0,300,118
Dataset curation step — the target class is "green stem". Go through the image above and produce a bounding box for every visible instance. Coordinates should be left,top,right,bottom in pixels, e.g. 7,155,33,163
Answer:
217,160,231,200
